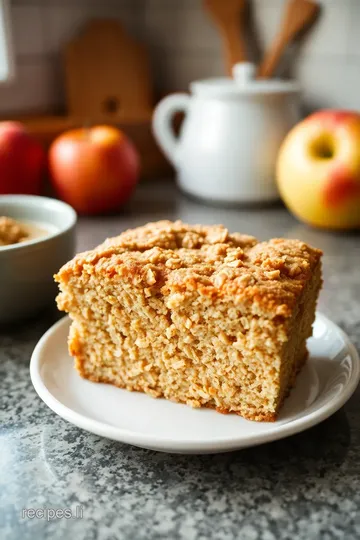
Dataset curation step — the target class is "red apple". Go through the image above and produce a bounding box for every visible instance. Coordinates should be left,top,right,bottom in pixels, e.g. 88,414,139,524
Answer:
276,110,360,229
0,121,45,195
49,125,140,215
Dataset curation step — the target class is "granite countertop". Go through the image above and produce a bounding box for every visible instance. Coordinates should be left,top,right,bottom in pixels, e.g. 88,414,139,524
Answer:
1,182,360,540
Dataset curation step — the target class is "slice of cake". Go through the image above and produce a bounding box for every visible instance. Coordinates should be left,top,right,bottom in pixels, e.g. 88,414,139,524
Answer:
55,220,322,421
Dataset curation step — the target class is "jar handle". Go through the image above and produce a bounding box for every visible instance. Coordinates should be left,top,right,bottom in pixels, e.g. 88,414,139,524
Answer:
152,93,190,166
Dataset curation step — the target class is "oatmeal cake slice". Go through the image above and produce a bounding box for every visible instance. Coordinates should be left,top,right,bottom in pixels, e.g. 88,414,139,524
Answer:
55,220,322,422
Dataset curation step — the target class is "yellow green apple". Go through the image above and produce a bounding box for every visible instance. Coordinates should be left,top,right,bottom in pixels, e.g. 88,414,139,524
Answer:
276,110,360,229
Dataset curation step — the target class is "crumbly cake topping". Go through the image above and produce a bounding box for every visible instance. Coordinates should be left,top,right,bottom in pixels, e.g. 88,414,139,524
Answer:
0,216,29,246
102,220,258,251
56,220,322,317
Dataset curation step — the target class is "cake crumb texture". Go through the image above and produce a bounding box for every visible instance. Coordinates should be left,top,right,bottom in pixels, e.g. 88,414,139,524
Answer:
55,220,322,422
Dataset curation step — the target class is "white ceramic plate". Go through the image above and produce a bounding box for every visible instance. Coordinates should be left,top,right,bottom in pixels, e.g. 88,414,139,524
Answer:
30,313,360,454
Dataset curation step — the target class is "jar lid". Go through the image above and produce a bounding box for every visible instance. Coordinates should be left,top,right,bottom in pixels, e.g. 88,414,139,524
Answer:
190,63,300,97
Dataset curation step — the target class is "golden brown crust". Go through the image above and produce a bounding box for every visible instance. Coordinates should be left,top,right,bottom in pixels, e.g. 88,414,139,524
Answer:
55,220,322,318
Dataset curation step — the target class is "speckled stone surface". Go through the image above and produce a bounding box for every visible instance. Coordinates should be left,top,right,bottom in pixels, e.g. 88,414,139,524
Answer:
1,182,360,540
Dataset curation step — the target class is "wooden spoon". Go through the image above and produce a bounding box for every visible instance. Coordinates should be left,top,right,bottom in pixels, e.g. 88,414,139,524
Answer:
204,0,247,76
257,0,320,79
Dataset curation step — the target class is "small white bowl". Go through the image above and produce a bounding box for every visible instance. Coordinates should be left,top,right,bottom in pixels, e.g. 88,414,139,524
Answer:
0,195,77,324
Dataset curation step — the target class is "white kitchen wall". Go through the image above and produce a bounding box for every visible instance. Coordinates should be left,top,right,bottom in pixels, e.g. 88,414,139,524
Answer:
143,0,359,112
0,0,143,115
0,0,359,115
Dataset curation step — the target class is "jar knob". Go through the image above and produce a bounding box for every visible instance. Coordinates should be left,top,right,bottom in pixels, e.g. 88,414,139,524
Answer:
232,62,256,85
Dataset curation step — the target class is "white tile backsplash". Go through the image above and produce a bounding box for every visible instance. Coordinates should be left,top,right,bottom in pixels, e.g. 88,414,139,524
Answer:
144,0,360,111
252,0,350,55
42,2,141,56
0,59,60,114
300,1,350,56
298,55,360,112
152,51,224,92
2,0,143,114
346,0,360,56
42,4,92,55
252,3,285,52
11,4,45,57
2,0,360,115
144,2,221,52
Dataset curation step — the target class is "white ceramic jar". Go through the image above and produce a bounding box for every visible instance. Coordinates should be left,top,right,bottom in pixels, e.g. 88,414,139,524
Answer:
152,63,301,204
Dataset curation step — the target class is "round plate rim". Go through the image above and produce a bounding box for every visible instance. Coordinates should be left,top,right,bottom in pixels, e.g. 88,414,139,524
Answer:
30,313,360,454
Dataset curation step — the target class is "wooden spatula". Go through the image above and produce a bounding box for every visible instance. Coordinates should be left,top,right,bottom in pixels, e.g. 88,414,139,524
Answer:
204,0,247,77
257,0,320,79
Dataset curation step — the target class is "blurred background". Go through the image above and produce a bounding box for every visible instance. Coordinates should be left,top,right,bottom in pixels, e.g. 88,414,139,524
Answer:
0,0,357,116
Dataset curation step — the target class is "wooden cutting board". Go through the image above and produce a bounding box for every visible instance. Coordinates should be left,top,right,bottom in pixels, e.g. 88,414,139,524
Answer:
64,19,153,122
0,20,172,181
